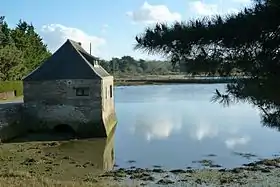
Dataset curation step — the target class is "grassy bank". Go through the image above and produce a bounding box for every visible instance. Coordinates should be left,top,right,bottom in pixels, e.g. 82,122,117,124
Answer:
0,81,23,96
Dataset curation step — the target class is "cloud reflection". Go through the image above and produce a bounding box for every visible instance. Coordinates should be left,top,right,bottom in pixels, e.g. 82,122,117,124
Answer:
225,136,251,149
192,120,219,141
131,111,182,141
190,118,251,150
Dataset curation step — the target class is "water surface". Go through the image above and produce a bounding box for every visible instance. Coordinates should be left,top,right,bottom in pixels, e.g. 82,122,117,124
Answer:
113,84,280,169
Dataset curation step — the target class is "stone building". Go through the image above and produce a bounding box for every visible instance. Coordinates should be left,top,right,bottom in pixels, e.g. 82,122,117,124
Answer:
22,39,117,138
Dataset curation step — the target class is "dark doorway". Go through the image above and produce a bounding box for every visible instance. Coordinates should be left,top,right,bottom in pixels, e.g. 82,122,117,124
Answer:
53,124,76,135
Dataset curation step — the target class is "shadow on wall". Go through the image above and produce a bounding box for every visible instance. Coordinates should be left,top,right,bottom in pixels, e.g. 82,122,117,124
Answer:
6,123,118,144
6,124,78,143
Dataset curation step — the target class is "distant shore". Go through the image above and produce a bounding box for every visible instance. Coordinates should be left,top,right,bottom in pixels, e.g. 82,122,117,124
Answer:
114,75,239,86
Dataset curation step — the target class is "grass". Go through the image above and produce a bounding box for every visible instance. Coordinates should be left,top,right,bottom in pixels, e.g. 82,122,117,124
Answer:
0,81,23,96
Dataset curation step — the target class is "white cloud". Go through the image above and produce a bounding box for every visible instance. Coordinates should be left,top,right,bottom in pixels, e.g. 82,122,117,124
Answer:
231,0,251,3
225,136,250,149
126,1,181,24
188,0,250,17
40,24,106,56
189,1,219,16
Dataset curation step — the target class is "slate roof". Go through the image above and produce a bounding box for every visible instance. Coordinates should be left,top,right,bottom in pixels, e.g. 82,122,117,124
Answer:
23,39,111,81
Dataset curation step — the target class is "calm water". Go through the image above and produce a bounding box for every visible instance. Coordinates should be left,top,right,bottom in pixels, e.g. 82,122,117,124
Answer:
113,84,280,169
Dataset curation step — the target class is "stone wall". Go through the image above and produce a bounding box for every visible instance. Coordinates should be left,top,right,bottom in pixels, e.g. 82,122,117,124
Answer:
23,78,117,137
101,76,117,136
0,103,26,142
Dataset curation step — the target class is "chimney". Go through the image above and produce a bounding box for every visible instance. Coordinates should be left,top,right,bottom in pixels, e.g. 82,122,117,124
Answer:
78,42,82,46
93,59,99,67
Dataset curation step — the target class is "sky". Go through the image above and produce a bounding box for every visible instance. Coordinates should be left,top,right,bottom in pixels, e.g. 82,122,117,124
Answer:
1,0,253,60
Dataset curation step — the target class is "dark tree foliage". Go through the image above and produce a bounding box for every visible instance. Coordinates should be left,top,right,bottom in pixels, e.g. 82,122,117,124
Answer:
0,16,51,80
98,56,179,77
135,0,280,130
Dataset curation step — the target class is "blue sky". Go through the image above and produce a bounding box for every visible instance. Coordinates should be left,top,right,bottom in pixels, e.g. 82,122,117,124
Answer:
2,0,252,60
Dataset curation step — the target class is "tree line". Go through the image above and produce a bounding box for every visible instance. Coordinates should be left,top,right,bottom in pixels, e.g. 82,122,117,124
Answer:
0,16,180,81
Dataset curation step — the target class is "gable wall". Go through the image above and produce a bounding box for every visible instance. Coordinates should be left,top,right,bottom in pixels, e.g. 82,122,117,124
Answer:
100,76,116,135
23,79,109,137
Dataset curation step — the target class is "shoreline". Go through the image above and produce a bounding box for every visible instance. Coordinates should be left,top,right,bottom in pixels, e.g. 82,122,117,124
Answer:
0,139,280,186
114,77,237,86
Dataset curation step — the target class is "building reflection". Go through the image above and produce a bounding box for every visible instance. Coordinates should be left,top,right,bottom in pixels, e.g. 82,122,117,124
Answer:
45,128,116,175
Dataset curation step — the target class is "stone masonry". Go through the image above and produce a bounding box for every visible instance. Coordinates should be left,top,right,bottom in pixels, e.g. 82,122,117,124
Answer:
23,78,116,138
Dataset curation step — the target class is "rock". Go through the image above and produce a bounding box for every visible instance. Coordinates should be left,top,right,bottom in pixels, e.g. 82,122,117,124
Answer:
153,165,162,168
206,154,217,157
152,168,164,173
170,169,186,174
210,164,222,168
21,158,36,165
192,159,214,167
230,168,243,173
260,168,271,173
243,162,256,167
142,176,155,181
130,172,154,181
156,179,174,185
195,179,203,184
186,169,195,173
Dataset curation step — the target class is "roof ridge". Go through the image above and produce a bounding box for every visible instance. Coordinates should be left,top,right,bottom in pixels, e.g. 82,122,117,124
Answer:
68,39,95,58
68,39,103,78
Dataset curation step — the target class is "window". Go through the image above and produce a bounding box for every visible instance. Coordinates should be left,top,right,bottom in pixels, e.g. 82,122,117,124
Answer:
75,87,90,96
110,85,113,98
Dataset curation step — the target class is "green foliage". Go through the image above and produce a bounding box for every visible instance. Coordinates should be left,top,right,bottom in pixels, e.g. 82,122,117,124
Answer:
97,56,179,77
0,45,25,80
0,16,51,81
0,81,23,96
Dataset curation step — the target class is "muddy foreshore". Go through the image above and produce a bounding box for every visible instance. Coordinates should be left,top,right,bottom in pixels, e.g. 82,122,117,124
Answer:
105,160,280,186
0,140,280,187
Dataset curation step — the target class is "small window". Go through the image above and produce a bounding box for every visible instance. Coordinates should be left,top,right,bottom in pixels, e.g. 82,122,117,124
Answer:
110,85,113,98
75,87,89,96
